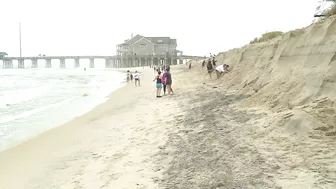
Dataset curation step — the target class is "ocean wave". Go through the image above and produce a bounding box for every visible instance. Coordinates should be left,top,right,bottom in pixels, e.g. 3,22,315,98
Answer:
0,96,78,124
0,84,52,107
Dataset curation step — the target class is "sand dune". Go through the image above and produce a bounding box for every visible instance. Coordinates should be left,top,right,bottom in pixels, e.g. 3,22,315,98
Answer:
213,18,336,136
182,17,336,188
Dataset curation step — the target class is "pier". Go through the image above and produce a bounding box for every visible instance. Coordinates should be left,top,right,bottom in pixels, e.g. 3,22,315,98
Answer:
1,55,204,69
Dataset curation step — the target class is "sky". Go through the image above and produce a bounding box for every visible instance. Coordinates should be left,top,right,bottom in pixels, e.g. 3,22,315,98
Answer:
0,0,324,57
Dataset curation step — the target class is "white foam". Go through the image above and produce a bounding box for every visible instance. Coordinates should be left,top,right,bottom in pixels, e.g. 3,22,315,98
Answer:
73,80,125,118
0,97,77,124
0,84,51,106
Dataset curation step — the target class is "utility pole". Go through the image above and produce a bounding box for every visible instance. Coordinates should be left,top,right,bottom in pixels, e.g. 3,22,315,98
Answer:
19,22,22,58
19,22,22,68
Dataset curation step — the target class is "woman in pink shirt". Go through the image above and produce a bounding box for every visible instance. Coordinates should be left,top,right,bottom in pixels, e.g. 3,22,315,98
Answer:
161,70,167,95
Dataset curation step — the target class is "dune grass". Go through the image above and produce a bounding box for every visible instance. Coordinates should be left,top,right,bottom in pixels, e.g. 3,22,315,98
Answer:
326,1,336,17
249,31,283,44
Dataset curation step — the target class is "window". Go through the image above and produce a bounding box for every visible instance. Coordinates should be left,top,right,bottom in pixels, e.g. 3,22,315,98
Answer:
123,45,128,49
157,40,163,43
140,44,147,49
160,45,166,49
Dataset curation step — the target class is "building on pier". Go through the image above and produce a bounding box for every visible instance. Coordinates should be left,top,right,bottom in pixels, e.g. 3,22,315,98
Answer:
116,35,183,67
1,35,205,69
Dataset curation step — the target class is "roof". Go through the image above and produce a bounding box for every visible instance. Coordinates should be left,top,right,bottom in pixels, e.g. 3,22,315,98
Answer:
132,37,154,45
118,34,143,45
170,39,177,45
118,35,177,46
146,37,176,45
146,37,170,44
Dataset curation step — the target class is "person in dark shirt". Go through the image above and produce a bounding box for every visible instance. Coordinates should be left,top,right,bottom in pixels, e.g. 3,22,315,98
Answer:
207,59,214,78
165,68,174,95
130,72,133,82
212,56,217,66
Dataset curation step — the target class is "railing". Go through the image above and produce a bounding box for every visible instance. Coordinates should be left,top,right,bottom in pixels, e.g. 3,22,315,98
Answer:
116,54,181,59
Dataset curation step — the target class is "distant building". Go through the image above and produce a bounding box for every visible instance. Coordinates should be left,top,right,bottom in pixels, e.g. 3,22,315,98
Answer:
116,34,183,66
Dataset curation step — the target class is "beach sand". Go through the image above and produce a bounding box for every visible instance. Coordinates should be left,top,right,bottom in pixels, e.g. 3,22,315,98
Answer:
0,67,172,189
1,18,336,189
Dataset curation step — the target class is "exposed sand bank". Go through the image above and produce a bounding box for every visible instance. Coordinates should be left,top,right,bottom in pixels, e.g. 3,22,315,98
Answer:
1,17,336,189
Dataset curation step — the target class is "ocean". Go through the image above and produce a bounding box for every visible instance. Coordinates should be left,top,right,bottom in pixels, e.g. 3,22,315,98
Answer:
0,68,126,151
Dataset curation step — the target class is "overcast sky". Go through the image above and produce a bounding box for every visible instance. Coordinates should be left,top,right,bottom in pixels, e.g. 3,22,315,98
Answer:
0,0,321,57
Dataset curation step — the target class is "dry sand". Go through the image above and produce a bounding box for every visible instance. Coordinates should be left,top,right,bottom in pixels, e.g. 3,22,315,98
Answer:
1,18,336,189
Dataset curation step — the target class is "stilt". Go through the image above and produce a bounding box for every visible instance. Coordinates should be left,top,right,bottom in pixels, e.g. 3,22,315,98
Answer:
60,59,66,68
90,58,94,68
18,59,24,68
74,58,80,68
31,59,38,68
45,59,52,68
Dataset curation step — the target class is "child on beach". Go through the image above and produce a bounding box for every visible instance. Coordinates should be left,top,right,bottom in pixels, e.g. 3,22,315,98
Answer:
134,70,140,86
153,71,163,98
130,72,133,82
126,70,130,82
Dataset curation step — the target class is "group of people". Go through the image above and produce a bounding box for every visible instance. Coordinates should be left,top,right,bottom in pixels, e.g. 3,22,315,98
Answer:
126,70,140,86
153,67,174,98
153,65,170,73
203,54,229,78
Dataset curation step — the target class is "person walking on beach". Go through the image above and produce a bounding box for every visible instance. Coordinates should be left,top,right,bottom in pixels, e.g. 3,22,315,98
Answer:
126,70,130,82
165,68,174,95
207,59,214,78
162,69,167,95
153,71,163,98
134,70,140,86
130,72,133,82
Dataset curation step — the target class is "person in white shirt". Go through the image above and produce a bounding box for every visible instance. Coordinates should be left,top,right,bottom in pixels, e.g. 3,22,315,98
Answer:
134,70,140,86
215,64,229,78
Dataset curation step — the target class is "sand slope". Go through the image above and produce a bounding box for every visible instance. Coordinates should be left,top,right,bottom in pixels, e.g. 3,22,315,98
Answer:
212,18,336,135
177,17,336,188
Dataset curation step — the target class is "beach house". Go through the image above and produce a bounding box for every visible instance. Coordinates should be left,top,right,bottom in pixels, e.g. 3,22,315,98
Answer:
116,35,183,67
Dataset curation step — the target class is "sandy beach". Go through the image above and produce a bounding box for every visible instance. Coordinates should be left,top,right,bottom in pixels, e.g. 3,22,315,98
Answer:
0,67,171,189
1,18,336,189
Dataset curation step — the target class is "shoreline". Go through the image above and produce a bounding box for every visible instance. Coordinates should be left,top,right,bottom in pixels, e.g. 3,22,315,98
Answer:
0,66,166,188
0,69,127,152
